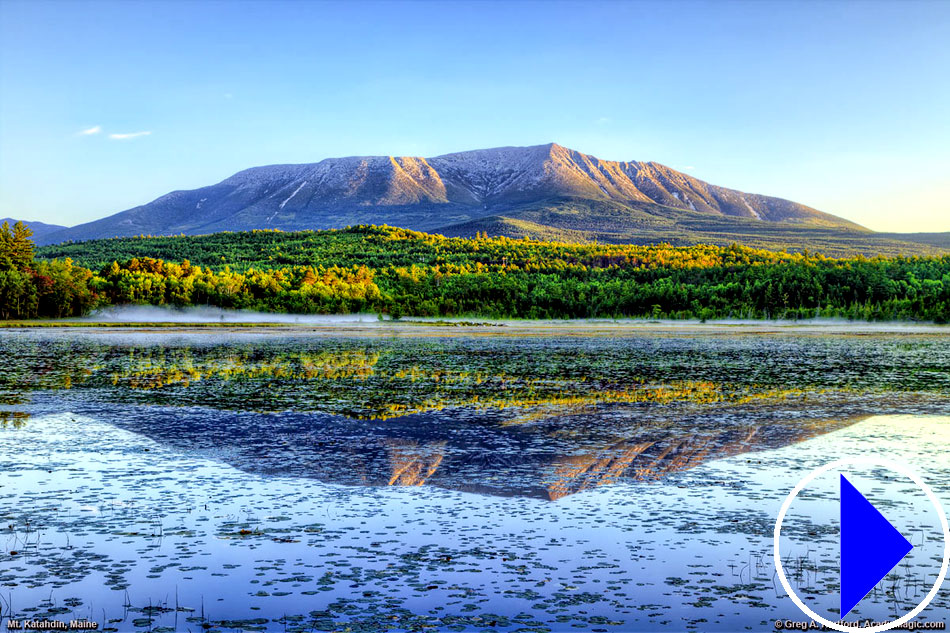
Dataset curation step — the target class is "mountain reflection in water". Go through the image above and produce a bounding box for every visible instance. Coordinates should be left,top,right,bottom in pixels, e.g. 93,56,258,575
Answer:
60,403,867,499
5,331,950,499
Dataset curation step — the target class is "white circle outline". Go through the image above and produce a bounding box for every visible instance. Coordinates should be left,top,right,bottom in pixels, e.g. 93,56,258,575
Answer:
773,456,950,633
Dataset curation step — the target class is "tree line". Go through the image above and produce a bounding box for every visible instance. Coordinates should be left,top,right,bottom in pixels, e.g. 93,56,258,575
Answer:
0,221,97,319
6,224,949,322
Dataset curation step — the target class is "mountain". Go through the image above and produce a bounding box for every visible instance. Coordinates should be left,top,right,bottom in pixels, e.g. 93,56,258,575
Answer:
876,232,950,250
1,218,68,240
38,143,875,247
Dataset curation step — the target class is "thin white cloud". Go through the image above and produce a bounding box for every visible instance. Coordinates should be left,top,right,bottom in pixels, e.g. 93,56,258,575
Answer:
682,165,696,171
109,131,152,140
78,125,102,136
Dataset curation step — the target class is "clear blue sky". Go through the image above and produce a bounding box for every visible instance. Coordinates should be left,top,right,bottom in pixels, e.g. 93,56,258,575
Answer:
1,0,948,231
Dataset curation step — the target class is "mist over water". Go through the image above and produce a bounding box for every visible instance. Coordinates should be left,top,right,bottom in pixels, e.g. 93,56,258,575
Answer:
82,305,383,324
73,305,950,332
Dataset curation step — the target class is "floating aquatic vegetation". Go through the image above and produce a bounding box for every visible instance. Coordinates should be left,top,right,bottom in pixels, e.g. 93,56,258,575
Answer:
0,330,948,631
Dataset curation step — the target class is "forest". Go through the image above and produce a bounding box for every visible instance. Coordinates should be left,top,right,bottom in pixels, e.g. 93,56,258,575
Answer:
0,221,97,319
2,223,946,322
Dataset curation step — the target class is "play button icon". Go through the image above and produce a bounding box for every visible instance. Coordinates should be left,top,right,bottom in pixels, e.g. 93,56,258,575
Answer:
840,474,914,616
774,456,950,633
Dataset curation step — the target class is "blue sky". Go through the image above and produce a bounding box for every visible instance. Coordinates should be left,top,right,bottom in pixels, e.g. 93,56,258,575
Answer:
1,0,948,232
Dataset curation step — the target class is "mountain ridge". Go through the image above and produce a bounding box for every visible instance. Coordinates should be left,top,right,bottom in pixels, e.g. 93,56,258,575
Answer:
1,217,68,240
37,143,870,246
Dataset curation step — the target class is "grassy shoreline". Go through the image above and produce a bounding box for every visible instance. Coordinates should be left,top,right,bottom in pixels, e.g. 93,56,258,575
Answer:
2,317,948,334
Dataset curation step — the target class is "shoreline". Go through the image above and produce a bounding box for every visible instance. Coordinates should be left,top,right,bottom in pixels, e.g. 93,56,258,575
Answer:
1,317,948,335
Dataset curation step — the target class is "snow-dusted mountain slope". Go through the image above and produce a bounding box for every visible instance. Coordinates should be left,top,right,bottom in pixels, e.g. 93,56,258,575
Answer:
38,143,865,244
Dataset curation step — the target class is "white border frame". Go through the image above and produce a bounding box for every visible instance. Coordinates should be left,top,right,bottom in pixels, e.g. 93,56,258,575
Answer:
773,456,950,633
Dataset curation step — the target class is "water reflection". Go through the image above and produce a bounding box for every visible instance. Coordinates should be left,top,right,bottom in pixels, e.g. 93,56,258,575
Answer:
4,331,950,499
0,410,29,428
52,402,868,499
3,330,950,630
5,333,950,417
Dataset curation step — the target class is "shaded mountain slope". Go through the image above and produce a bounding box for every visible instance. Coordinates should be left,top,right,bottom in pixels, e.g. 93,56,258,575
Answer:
876,232,950,250
435,198,942,257
1,217,67,239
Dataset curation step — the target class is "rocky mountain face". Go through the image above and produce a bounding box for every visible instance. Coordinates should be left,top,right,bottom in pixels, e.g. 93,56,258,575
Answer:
37,143,866,245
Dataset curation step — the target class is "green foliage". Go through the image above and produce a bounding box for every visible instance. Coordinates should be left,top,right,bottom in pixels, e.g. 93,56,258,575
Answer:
0,221,97,319
0,220,35,271
23,225,950,322
91,256,381,314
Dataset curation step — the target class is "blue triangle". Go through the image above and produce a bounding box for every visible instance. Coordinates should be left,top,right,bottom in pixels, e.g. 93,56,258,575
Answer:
840,474,914,616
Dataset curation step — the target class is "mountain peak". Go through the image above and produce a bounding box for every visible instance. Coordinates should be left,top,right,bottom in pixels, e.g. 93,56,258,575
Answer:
36,143,866,246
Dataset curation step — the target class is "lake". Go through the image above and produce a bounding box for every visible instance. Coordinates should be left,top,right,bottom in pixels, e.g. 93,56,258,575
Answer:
1,325,948,632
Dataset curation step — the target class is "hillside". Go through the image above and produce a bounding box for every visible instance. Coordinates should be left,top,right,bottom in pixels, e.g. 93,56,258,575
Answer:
30,225,950,323
1,217,67,240
37,143,893,254
33,224,828,272
876,232,950,250
433,198,944,257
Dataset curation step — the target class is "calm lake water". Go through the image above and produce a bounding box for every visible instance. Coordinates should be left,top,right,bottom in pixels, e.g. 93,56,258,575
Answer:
1,326,948,632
